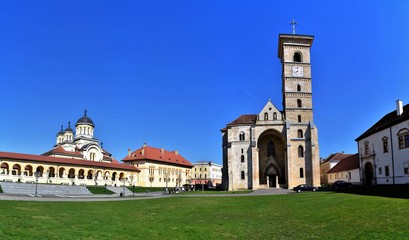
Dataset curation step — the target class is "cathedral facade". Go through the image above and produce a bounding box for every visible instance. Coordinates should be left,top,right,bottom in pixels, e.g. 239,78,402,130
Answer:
222,34,320,190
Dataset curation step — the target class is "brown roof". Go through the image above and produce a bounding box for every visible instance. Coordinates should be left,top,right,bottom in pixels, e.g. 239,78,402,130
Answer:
42,145,83,158
321,153,354,164
356,103,409,141
0,151,139,172
122,145,193,168
327,154,359,174
227,114,257,125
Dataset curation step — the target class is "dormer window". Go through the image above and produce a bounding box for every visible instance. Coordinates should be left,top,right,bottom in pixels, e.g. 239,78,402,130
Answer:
293,52,302,62
273,112,277,120
264,112,268,120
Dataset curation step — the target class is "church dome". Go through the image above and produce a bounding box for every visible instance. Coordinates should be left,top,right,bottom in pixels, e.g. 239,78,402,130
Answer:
64,122,74,132
76,110,94,127
57,125,64,136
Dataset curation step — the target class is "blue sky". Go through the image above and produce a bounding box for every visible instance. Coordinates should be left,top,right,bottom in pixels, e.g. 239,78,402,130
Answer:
1,1,408,164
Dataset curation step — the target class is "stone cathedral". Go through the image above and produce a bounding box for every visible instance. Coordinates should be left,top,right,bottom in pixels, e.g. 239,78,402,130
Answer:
221,33,320,190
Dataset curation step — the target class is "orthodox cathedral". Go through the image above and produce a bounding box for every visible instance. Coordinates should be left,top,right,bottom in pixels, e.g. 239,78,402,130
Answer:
222,33,321,190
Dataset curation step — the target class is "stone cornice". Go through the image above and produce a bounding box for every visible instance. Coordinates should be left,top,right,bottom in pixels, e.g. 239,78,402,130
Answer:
285,92,312,97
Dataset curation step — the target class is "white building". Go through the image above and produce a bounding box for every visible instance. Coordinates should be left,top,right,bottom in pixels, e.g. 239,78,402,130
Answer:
192,161,222,187
355,100,409,185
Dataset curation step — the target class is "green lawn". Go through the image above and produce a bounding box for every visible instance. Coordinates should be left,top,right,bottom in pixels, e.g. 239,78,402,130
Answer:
86,186,115,194
0,192,408,239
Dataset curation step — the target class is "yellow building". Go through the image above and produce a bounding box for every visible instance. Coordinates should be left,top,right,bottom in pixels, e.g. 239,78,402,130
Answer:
123,144,193,188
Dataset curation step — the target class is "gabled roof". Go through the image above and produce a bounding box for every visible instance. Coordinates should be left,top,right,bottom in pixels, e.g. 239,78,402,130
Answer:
122,145,193,168
227,114,257,125
42,145,83,158
0,151,139,172
327,154,359,174
321,153,353,164
356,103,409,141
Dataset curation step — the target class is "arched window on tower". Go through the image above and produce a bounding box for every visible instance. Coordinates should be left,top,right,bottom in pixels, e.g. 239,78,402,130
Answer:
241,171,245,180
297,99,302,108
297,84,301,92
273,112,277,120
239,132,245,141
298,146,304,158
297,129,303,138
264,112,268,120
300,168,304,178
293,52,302,62
241,155,245,163
298,115,302,123
267,140,276,157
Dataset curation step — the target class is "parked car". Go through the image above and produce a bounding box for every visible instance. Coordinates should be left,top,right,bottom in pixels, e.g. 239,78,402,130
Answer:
331,180,352,191
293,184,318,193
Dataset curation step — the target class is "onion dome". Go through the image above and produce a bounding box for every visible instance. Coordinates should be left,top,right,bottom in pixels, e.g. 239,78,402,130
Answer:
76,109,94,127
57,125,64,136
64,121,74,132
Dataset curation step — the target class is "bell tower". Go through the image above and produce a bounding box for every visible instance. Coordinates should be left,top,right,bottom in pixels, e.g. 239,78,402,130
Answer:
278,31,320,187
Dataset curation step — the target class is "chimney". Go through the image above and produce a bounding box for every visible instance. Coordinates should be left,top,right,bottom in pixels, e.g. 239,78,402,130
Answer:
396,100,403,116
143,142,147,147
128,148,131,156
174,150,179,155
161,148,165,155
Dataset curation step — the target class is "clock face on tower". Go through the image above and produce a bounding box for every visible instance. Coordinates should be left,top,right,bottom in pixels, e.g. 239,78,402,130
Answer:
291,66,304,77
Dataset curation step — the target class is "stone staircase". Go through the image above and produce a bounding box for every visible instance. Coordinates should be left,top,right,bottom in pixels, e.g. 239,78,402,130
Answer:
106,186,134,196
0,182,92,196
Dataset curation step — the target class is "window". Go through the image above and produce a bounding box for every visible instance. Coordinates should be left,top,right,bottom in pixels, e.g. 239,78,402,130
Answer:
241,155,245,163
378,167,382,175
364,141,370,155
273,112,277,120
297,129,303,138
398,129,409,149
267,141,276,157
404,163,409,175
239,132,245,141
264,112,268,120
298,115,302,122
241,171,245,180
300,168,304,178
297,84,301,92
293,52,302,62
241,148,244,154
297,99,302,108
298,145,304,157
382,137,389,153
385,166,390,177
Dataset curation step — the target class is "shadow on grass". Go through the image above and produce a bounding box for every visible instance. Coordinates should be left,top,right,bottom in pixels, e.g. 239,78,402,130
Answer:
332,184,409,199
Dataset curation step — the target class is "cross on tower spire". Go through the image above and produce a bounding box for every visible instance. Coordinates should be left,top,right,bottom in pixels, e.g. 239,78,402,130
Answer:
290,19,298,34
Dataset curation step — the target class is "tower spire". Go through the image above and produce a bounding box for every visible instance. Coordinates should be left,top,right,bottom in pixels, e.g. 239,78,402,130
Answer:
290,19,298,34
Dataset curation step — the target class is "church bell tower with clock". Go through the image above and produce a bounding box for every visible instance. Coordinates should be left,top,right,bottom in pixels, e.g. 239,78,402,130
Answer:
278,33,320,188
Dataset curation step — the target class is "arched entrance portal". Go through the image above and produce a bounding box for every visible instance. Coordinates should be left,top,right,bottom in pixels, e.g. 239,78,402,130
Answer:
258,129,286,188
364,162,374,186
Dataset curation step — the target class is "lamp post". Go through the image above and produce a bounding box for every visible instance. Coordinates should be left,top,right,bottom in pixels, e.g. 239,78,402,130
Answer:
34,171,40,197
122,177,128,197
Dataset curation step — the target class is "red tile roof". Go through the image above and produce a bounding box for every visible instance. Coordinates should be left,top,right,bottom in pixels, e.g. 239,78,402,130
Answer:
321,153,354,164
327,154,359,174
356,103,409,141
0,151,139,172
227,114,257,125
42,145,84,158
122,145,193,168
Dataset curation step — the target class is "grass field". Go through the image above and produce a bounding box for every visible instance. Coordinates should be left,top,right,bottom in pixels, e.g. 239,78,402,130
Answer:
0,192,408,239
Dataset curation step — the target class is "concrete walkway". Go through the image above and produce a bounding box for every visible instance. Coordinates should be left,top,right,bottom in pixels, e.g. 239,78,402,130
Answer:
0,188,294,202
